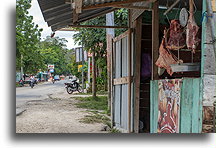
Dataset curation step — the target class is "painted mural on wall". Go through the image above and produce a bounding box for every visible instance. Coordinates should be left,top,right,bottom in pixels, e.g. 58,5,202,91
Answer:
157,79,182,133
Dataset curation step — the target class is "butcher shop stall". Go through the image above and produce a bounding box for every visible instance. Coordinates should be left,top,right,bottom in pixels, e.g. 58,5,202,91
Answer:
131,0,216,133
37,0,216,133
111,0,216,133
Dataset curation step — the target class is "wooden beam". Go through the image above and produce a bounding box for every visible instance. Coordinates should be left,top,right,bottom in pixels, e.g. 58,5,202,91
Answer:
58,28,77,31
74,0,83,13
54,25,128,31
112,4,152,10
76,0,154,10
113,30,130,42
67,25,129,29
151,0,159,80
113,77,130,85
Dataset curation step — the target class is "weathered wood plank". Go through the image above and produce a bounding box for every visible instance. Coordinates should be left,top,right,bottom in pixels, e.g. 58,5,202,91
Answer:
127,28,132,132
113,77,129,85
150,78,202,133
180,78,193,133
74,0,83,13
151,1,159,80
81,0,155,10
191,78,201,133
150,80,158,133
212,0,216,11
113,30,130,42
111,39,114,128
133,16,142,133
113,4,151,10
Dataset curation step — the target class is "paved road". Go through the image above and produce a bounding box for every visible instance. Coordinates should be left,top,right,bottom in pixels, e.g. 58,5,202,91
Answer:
16,79,69,114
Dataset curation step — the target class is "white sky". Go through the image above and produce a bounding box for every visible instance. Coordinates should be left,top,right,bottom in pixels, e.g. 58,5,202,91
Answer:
28,0,79,49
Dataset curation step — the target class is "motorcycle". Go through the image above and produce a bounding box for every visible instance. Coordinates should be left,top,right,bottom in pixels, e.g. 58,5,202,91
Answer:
29,78,36,88
52,78,55,84
19,79,24,87
64,79,83,94
30,81,34,88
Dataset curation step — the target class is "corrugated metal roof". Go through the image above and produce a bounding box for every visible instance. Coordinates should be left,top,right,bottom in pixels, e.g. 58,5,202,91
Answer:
82,0,125,6
37,0,202,31
38,0,120,31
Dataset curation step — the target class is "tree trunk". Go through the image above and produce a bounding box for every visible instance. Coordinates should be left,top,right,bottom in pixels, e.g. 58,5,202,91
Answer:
92,50,97,97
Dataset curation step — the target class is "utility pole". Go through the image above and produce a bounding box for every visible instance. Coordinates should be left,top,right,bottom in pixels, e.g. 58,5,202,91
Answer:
81,42,85,92
92,49,96,98
87,57,91,87
21,54,24,80
106,12,115,110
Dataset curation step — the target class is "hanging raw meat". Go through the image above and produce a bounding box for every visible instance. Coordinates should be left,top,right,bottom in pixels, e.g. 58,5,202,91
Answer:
155,29,178,76
186,0,200,53
166,20,186,50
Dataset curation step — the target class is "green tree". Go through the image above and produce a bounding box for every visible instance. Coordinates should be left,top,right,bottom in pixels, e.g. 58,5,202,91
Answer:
39,36,70,75
73,9,128,97
16,0,43,74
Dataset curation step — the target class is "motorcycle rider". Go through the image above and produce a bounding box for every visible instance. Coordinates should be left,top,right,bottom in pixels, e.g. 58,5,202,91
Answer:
52,75,55,84
19,78,24,87
29,75,35,88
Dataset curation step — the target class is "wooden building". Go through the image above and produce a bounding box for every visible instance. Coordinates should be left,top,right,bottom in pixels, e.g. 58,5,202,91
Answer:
38,0,216,133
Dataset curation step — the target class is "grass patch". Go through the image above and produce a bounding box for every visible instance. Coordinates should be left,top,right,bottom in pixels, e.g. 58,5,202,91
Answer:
110,128,121,133
74,96,108,111
74,95,112,131
80,113,110,125
74,91,108,96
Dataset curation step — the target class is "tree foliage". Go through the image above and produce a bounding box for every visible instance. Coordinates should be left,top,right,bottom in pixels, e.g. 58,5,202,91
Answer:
16,0,73,76
39,36,70,75
16,0,43,74
73,9,128,90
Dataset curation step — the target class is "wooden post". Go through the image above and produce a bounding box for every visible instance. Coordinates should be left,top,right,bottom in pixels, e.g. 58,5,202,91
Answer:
152,1,159,80
106,12,115,113
128,11,132,133
133,16,142,133
111,39,114,128
128,29,132,133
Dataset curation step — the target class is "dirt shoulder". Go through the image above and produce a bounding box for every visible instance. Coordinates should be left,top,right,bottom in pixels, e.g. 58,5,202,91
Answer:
16,93,108,133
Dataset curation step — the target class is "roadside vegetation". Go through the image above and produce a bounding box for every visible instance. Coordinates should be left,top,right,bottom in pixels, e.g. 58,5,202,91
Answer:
74,96,120,132
16,0,75,76
74,96,109,114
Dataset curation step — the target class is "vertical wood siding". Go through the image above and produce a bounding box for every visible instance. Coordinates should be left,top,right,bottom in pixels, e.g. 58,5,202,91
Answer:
150,80,158,133
150,78,202,133
180,78,202,133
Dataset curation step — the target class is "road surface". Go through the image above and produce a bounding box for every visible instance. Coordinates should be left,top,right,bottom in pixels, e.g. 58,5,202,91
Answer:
16,79,108,133
16,80,68,111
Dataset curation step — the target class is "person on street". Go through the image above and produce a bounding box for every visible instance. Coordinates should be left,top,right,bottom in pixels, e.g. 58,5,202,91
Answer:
29,75,35,88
